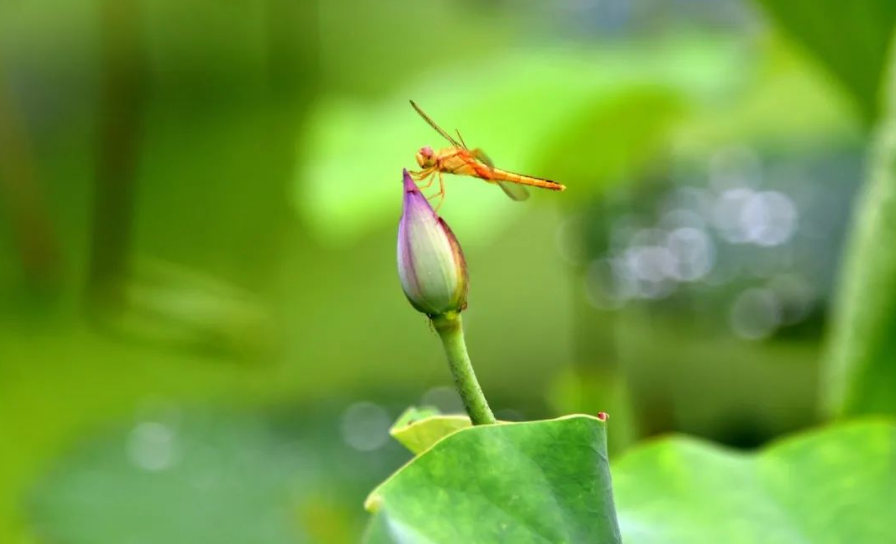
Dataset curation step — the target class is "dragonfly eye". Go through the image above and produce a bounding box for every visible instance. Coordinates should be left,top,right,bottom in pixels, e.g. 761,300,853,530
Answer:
416,146,434,167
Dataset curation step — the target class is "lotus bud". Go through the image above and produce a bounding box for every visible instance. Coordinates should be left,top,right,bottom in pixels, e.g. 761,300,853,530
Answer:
397,169,468,317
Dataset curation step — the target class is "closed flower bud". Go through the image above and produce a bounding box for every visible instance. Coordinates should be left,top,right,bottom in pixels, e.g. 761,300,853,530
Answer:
397,169,468,316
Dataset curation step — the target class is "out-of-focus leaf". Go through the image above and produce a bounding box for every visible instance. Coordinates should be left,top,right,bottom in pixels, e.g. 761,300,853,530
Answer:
823,36,896,416
28,408,406,544
674,35,861,154
614,420,895,543
89,257,275,360
535,87,687,190
316,0,509,99
363,415,620,544
389,407,471,455
295,38,745,245
751,0,896,120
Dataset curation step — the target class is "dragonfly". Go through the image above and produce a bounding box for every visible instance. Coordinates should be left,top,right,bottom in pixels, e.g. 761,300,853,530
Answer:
409,100,566,208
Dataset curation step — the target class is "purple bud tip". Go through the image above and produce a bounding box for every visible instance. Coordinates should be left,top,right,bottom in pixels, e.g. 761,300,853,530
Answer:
402,168,419,194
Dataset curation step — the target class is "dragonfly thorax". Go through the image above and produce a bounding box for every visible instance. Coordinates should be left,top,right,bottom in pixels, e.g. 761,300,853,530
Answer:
415,146,436,168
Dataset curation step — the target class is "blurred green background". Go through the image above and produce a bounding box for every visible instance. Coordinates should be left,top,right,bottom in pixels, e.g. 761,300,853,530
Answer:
0,0,891,542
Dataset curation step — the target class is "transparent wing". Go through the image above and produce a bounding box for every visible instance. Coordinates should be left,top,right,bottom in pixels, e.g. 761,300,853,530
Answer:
497,181,530,201
472,147,495,168
410,100,466,149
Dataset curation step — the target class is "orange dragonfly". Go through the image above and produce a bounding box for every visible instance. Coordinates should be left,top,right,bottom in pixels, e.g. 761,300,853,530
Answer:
409,100,566,208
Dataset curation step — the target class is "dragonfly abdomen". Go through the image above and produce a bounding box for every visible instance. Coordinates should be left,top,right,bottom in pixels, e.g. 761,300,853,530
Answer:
489,168,566,191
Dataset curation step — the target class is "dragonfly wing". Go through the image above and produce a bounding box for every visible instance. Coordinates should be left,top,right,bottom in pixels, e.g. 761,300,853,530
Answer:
468,148,528,200
497,181,530,201
410,100,465,148
472,147,495,168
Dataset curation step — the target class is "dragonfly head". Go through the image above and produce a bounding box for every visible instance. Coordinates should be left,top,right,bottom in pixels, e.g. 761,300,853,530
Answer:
415,146,436,168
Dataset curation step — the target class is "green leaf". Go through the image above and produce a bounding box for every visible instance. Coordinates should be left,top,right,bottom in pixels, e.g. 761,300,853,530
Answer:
389,407,472,455
363,415,621,544
823,36,896,416
750,0,896,119
614,419,895,543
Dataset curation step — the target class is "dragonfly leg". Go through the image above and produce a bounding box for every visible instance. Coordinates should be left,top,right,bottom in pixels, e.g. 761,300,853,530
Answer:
411,169,439,191
417,173,437,190
428,171,446,212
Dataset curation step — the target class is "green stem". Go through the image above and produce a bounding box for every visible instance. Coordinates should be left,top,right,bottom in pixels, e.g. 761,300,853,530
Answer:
432,313,495,425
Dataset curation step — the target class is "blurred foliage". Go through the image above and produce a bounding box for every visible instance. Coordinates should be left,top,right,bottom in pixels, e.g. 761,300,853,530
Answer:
89,257,276,359
751,0,896,120
297,37,742,245
28,406,408,544
824,34,896,417
298,29,864,250
614,419,896,543
364,415,619,544
672,34,860,152
0,0,894,542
